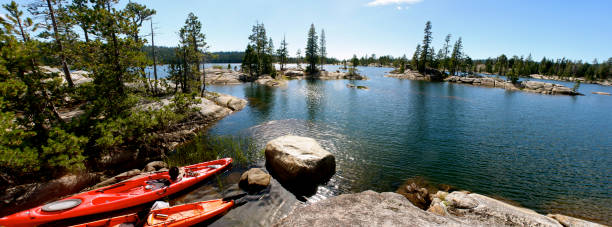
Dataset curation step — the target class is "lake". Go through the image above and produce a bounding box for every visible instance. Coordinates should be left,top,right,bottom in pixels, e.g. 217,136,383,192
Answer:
167,64,612,225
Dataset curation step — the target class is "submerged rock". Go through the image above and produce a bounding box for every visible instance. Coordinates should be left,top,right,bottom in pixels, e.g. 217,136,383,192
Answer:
276,190,461,226
239,168,271,193
264,135,335,195
592,91,611,96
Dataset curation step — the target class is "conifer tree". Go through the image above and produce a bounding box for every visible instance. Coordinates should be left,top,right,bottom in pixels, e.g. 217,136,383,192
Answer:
418,21,432,73
305,24,319,74
276,35,289,71
411,44,421,70
319,29,326,70
449,37,463,76
296,49,302,68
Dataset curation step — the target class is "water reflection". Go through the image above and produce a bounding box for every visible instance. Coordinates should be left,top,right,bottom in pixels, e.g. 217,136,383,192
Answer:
305,79,325,122
244,84,276,122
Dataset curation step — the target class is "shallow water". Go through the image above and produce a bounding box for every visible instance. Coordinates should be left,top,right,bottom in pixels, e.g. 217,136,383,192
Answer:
175,65,611,225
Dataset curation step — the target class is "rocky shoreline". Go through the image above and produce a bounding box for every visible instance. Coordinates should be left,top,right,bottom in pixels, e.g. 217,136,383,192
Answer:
528,74,612,86
204,68,367,87
445,76,584,96
385,69,444,81
277,190,605,227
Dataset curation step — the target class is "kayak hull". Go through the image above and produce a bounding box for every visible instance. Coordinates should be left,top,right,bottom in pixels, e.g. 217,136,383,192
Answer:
0,158,232,227
145,199,234,227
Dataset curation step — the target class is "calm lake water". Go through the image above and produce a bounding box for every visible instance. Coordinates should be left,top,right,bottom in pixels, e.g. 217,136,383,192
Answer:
163,64,611,225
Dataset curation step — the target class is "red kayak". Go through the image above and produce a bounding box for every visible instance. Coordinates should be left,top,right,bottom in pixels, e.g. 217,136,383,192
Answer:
0,158,232,227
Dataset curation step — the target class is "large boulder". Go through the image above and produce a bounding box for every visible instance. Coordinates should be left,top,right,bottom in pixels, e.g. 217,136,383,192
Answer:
275,190,462,226
91,169,143,190
0,173,101,217
264,135,335,193
255,75,288,87
396,182,431,210
204,68,243,84
284,70,305,78
143,161,168,172
204,92,247,111
239,168,271,193
444,191,562,226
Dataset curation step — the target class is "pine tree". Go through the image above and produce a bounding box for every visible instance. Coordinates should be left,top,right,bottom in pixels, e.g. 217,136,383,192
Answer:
411,44,421,70
177,13,207,94
125,2,156,44
418,21,432,73
245,22,273,78
449,37,463,76
296,49,302,68
276,35,289,71
441,34,451,73
68,0,92,43
305,24,319,74
497,54,508,76
319,29,327,70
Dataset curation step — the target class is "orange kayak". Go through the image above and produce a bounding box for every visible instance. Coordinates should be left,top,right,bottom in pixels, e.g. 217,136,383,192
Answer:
70,199,234,227
0,158,232,227
145,199,233,227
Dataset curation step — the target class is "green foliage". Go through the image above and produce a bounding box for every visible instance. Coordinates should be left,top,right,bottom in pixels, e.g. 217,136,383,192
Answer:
276,36,289,71
305,24,319,74
41,127,87,171
242,22,275,79
0,101,39,173
411,44,421,70
449,38,463,76
319,29,326,68
418,21,432,72
572,81,581,92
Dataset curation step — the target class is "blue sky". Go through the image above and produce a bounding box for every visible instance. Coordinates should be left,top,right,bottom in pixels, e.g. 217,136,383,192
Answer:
2,0,611,61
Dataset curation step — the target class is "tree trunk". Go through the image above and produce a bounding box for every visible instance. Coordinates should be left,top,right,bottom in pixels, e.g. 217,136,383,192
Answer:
151,18,158,94
46,0,74,88
182,48,188,93
107,2,123,95
81,25,89,43
200,54,206,96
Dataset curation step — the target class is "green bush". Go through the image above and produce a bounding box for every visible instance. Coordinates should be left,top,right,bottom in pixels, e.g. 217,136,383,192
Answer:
41,127,87,171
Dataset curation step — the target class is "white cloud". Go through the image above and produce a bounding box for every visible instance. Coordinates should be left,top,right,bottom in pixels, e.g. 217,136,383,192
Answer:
367,0,422,6
396,6,402,10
